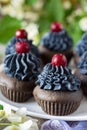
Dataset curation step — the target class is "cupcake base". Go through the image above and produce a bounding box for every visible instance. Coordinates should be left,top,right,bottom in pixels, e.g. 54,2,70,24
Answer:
38,45,73,67
33,86,82,116
75,69,87,97
0,71,35,102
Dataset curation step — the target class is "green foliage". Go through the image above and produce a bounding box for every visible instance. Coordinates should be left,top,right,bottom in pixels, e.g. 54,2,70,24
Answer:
25,0,37,6
67,21,82,45
0,0,87,45
44,0,64,21
0,104,3,110
37,0,86,45
0,15,22,44
38,0,64,35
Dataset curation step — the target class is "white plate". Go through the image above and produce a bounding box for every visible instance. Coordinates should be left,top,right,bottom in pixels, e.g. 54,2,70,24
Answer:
0,91,87,121
0,63,87,121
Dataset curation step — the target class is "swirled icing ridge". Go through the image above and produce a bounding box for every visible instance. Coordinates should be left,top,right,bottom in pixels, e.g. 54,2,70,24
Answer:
40,30,73,51
4,52,40,81
36,63,80,91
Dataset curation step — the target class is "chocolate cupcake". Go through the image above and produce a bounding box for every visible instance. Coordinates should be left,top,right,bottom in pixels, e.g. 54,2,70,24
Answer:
5,29,39,57
38,22,73,66
75,52,87,97
0,41,40,102
74,32,87,65
33,54,82,116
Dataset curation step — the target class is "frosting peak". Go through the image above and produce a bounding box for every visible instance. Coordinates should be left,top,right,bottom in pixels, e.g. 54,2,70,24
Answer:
5,37,39,57
40,29,73,51
4,52,40,81
36,63,80,91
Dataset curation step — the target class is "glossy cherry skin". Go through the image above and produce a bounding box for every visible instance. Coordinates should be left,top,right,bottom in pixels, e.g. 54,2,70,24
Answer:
51,54,67,67
51,22,63,32
15,29,28,38
15,41,30,53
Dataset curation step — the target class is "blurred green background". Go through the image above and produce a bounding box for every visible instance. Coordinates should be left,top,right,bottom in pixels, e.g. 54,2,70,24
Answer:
0,0,87,45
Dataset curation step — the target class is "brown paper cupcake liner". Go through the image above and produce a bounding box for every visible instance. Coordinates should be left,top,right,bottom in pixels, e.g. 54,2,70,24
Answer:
34,96,80,116
1,86,32,102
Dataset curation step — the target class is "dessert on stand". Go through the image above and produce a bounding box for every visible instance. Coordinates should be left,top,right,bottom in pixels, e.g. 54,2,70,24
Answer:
0,29,87,130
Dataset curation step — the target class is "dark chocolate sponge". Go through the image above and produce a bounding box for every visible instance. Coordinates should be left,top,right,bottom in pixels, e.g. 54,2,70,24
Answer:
0,71,36,102
33,86,82,115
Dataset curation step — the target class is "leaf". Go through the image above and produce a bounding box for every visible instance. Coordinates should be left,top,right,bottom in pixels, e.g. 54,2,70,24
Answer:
38,0,65,36
38,18,50,33
44,0,64,22
25,0,37,6
0,15,22,44
67,20,82,46
52,0,64,21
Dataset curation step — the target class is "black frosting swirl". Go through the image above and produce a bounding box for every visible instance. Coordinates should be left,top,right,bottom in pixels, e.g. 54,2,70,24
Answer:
40,29,73,51
36,63,80,91
5,37,39,57
4,52,40,81
75,32,87,56
78,51,87,75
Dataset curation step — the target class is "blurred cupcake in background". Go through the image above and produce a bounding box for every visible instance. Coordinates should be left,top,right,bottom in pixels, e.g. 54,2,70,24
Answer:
38,22,73,66
75,51,87,97
74,32,87,65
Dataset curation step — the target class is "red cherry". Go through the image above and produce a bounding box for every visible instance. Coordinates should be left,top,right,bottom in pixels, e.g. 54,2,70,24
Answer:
51,22,63,32
15,41,30,53
15,29,28,38
51,54,67,67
